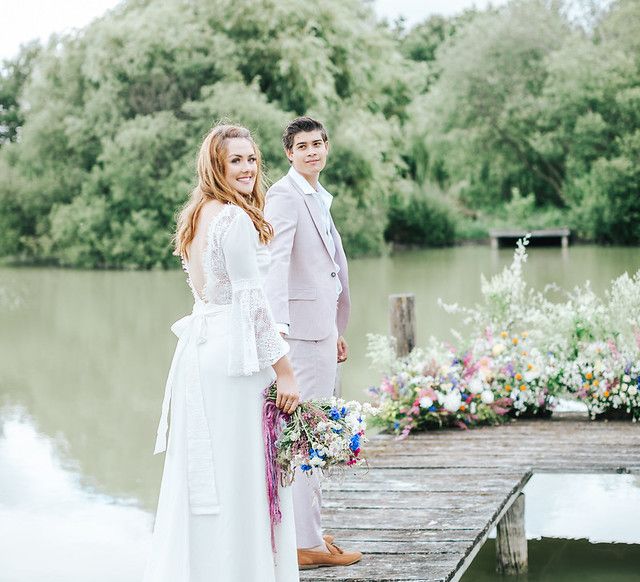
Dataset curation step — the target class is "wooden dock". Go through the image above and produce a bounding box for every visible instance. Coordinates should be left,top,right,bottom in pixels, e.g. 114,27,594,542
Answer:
300,413,640,581
489,228,570,249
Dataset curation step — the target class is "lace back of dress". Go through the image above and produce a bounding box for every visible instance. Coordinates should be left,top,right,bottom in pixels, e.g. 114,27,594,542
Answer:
184,204,238,305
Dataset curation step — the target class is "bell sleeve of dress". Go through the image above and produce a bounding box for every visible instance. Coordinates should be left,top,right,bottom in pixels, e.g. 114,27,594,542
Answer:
223,210,290,376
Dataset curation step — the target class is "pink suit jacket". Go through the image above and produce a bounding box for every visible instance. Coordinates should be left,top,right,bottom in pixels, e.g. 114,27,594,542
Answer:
263,174,350,341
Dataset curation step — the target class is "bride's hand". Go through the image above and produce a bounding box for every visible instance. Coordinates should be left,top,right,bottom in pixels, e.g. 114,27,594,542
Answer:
276,373,300,415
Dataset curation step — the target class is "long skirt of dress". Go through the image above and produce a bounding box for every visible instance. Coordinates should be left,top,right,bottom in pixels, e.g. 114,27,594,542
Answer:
143,309,299,582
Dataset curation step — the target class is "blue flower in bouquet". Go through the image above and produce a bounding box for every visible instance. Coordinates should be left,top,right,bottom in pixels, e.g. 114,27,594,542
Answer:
332,427,343,434
300,464,312,472
340,406,348,418
329,407,341,420
349,434,361,452
309,448,326,460
428,405,437,412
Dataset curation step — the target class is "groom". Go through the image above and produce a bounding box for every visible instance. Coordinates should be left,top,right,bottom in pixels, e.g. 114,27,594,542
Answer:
264,117,361,568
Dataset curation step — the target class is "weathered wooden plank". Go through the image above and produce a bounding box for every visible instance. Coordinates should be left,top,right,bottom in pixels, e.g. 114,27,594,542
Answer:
324,490,507,511
299,553,457,581
326,529,477,543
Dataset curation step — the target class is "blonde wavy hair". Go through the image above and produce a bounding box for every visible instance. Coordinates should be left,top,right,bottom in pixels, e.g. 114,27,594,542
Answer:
174,124,273,259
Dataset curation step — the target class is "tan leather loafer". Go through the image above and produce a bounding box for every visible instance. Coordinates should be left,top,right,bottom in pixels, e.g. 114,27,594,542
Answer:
297,540,362,570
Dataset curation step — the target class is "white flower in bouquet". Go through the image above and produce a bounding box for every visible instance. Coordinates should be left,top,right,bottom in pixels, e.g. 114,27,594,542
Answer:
481,390,495,404
469,377,484,394
492,342,506,356
444,390,462,413
419,396,433,409
629,385,638,396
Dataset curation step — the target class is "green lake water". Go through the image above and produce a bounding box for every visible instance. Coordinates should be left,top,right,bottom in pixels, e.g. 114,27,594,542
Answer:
1,244,639,581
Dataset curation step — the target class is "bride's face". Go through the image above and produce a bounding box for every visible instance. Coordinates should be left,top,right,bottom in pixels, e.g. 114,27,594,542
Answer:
224,138,257,196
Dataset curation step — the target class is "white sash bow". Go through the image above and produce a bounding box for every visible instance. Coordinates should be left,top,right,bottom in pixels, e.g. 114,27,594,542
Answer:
153,302,230,515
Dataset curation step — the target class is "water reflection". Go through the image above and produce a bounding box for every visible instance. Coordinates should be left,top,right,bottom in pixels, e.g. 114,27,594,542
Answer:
524,473,640,544
0,407,150,582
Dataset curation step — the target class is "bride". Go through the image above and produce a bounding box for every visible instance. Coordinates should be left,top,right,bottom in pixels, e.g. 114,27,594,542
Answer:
143,124,300,582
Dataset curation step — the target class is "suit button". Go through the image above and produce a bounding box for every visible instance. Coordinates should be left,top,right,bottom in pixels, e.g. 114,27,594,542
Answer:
331,272,336,277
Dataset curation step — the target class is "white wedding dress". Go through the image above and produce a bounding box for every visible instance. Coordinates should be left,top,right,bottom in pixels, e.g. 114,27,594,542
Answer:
143,204,299,582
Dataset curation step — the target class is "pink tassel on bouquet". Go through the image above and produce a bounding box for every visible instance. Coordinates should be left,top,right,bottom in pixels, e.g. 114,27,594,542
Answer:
262,390,285,553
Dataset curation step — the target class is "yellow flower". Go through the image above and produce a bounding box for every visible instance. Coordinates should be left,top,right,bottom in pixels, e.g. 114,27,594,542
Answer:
505,385,512,392
522,331,529,338
527,363,534,370
520,384,527,391
593,380,599,387
604,391,610,398
512,337,519,345
585,372,593,380
515,373,523,381
501,331,508,338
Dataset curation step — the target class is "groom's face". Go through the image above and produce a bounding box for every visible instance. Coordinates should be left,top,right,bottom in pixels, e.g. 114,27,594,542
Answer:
286,130,329,178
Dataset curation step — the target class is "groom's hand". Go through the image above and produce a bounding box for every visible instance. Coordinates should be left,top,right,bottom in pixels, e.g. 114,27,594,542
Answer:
337,336,348,363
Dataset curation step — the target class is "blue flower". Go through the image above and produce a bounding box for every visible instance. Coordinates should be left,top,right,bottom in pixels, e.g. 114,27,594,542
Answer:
309,448,326,459
349,434,361,452
428,405,437,412
329,407,341,420
340,406,348,418
300,464,312,472
393,421,400,430
332,427,343,434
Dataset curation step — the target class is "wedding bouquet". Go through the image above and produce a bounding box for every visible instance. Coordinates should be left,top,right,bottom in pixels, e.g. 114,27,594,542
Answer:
262,383,376,550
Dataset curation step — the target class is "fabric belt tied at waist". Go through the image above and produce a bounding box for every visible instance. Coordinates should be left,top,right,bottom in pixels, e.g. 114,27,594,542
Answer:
153,301,230,515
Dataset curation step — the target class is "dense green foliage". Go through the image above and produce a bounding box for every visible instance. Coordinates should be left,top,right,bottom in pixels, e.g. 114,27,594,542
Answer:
0,0,639,268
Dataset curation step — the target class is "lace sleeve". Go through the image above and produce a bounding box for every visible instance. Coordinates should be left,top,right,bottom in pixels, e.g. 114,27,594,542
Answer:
222,209,289,376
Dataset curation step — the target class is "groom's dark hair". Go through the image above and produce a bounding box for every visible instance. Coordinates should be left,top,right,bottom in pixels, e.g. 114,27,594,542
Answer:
282,116,328,151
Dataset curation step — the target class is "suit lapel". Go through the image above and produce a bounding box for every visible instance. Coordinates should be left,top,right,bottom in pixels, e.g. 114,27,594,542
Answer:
286,175,333,259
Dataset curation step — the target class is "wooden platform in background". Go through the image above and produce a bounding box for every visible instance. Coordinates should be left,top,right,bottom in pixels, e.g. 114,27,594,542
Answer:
299,413,640,582
489,228,570,248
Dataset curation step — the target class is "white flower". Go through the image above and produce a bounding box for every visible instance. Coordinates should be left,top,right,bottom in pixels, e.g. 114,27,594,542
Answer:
492,343,506,356
470,402,477,414
524,370,539,382
469,377,484,394
623,374,631,383
481,390,495,404
419,397,433,409
629,386,638,396
443,390,462,413
621,383,629,392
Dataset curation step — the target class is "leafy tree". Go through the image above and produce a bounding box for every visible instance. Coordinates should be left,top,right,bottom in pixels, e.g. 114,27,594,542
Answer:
0,41,41,144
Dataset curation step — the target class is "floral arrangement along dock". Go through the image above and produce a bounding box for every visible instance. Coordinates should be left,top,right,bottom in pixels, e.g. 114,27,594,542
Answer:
369,237,640,436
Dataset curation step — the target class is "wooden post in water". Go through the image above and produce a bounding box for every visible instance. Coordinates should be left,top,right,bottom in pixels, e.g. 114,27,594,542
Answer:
496,492,528,575
389,293,416,357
